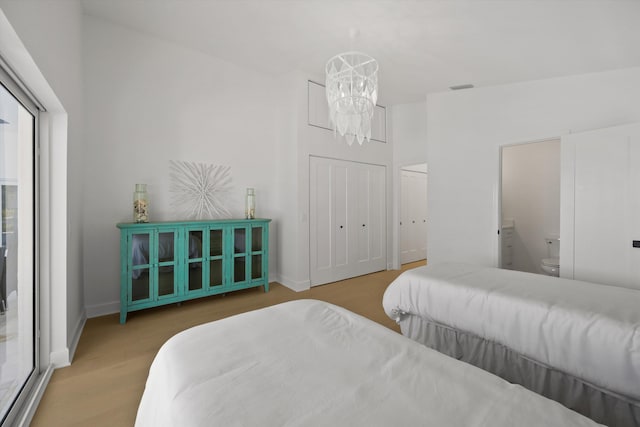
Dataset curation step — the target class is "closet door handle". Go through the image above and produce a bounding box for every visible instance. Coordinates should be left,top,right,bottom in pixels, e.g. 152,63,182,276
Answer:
412,220,415,223
339,225,344,229
362,224,366,227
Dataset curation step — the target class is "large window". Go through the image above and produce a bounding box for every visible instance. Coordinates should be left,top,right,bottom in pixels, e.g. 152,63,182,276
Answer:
0,66,38,425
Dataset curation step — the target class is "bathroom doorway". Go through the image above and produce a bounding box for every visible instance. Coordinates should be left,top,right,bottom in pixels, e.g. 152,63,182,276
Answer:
500,139,560,275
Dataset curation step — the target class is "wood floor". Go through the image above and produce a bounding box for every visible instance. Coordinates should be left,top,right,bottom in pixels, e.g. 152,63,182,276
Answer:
30,261,425,427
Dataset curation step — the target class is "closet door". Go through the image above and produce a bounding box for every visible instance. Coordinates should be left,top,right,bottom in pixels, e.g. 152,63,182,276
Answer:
310,158,351,285
400,170,428,264
352,162,387,276
310,157,386,286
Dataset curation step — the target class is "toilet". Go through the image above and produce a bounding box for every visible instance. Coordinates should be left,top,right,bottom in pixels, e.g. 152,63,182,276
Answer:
540,236,560,277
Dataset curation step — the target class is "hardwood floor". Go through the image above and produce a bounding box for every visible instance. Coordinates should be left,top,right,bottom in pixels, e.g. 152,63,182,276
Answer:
30,261,425,427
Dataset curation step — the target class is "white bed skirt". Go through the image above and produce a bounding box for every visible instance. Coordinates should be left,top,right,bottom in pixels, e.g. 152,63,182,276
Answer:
136,299,601,427
399,313,640,427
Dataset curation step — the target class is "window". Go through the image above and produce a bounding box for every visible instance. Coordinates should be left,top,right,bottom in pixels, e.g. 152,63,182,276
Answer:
0,63,38,426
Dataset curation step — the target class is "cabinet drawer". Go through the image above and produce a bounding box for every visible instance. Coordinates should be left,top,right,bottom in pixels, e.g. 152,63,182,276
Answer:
501,228,514,239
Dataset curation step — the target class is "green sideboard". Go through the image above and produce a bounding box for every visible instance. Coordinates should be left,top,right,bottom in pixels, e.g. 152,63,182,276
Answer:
117,218,271,323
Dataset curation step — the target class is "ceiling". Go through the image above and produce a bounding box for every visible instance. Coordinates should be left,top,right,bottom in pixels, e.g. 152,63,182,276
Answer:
81,0,640,105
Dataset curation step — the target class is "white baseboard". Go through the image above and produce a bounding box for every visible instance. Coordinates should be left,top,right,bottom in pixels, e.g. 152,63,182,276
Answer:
85,300,119,318
276,275,310,292
68,311,86,362
15,364,54,427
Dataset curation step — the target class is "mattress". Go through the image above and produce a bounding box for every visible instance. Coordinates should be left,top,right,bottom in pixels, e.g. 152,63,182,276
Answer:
136,299,600,427
382,262,640,402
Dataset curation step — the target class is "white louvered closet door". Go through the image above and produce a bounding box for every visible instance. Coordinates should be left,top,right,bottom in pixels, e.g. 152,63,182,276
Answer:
310,156,387,286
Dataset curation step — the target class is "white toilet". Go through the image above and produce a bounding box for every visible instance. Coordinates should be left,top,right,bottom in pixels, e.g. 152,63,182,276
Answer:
540,236,560,277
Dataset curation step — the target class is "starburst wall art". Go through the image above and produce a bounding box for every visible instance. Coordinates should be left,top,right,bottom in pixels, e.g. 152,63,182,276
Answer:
169,160,232,219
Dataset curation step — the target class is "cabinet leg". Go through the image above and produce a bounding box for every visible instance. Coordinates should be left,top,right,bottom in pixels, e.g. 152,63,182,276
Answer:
120,311,127,324
263,282,269,292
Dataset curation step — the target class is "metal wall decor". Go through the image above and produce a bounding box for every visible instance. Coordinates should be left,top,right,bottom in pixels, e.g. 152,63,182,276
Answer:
169,160,232,219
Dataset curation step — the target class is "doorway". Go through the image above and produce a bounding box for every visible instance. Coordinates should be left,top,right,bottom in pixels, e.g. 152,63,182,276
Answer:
500,139,560,274
400,163,427,265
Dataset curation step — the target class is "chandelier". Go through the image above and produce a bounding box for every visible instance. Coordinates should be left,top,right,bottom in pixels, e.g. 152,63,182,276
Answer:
325,51,378,146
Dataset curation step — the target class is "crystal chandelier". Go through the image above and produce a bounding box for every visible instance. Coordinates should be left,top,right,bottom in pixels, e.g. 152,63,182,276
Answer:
325,51,378,146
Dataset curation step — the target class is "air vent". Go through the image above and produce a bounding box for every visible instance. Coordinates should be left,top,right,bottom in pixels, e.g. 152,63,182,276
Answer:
449,84,474,91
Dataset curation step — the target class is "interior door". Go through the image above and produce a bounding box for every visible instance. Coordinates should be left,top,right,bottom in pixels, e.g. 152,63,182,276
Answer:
400,169,428,264
561,123,640,290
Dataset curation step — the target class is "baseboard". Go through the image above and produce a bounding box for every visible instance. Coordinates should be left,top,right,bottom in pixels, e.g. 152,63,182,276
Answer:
15,364,54,427
68,311,86,363
85,300,119,318
276,275,310,292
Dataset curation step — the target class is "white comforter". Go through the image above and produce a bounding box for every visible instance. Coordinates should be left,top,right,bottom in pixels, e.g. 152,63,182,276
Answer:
136,299,600,427
382,262,640,401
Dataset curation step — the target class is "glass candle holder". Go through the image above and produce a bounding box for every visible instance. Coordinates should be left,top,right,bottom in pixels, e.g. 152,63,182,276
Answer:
133,183,149,223
245,188,255,219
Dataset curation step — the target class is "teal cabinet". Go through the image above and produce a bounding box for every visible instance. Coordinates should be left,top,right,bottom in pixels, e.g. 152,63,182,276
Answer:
117,219,271,323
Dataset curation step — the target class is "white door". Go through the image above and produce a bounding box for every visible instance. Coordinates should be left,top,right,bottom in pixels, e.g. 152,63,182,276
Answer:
400,170,428,264
561,123,640,290
310,156,386,286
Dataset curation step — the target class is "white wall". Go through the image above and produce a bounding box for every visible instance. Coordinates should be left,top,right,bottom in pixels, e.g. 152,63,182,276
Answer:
82,16,280,316
391,101,427,268
0,0,84,367
501,139,560,274
427,66,640,268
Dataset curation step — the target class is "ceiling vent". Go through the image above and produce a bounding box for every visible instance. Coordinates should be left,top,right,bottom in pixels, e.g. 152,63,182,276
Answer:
449,84,474,91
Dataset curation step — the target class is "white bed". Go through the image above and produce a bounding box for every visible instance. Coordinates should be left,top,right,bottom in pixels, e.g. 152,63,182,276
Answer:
383,262,640,427
136,299,600,427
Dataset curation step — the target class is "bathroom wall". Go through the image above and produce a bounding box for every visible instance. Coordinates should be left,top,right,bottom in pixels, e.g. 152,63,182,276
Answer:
501,139,560,274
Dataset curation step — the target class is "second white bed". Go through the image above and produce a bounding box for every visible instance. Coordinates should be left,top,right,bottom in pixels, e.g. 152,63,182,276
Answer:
383,262,640,426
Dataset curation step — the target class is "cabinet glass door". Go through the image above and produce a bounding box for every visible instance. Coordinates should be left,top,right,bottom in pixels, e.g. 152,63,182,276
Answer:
209,228,224,289
130,232,152,303
157,230,178,299
186,230,204,294
251,226,264,280
232,227,248,284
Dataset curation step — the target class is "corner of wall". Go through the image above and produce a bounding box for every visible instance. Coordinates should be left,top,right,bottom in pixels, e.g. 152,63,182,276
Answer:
49,348,71,369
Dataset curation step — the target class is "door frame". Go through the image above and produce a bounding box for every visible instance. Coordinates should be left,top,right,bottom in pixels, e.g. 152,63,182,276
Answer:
498,137,561,272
